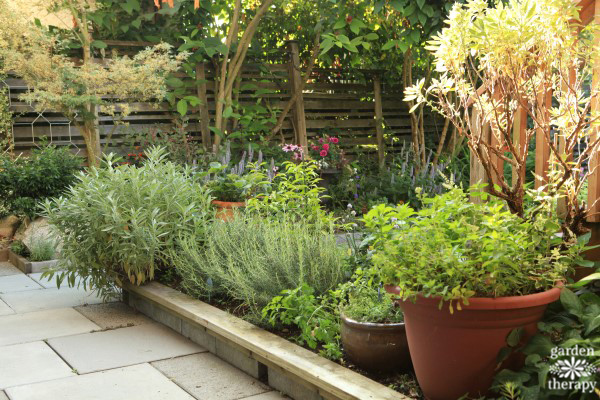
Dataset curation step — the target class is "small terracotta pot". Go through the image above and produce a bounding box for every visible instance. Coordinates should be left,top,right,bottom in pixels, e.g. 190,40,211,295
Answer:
212,200,245,222
340,313,411,373
385,285,561,400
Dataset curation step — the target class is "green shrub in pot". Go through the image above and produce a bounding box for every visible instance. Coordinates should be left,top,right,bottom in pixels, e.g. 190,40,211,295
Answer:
41,147,213,299
366,187,590,399
370,187,586,308
343,284,403,324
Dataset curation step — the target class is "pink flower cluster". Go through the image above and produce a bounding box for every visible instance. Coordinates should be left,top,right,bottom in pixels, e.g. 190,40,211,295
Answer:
312,137,339,157
281,143,304,160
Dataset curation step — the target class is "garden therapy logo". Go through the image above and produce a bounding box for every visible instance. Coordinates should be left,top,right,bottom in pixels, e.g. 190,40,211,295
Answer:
547,345,597,393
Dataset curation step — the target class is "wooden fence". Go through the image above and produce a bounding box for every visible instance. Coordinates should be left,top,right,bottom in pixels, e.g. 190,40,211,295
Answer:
5,41,441,160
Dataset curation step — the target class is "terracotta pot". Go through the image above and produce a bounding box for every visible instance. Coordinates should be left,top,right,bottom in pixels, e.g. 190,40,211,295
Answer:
385,285,561,400
211,200,245,222
340,313,411,373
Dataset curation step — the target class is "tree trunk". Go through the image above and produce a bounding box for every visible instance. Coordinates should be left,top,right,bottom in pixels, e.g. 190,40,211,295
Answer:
82,119,102,167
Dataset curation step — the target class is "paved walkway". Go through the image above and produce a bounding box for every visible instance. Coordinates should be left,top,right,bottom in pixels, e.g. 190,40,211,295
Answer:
0,261,287,400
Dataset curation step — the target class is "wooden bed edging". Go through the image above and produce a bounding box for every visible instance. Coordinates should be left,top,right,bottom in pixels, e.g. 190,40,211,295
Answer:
8,250,59,274
123,282,410,400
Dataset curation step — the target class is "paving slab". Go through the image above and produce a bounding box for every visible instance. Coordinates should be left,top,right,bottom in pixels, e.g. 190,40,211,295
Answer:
0,274,42,293
74,302,151,330
0,299,13,316
152,353,271,400
0,308,100,347
0,287,104,313
0,341,74,389
28,273,83,289
48,323,204,374
5,363,194,400
0,262,21,277
241,392,290,400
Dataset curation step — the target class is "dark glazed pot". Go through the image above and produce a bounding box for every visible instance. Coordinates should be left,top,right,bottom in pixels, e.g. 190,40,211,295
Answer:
385,285,561,400
340,313,411,373
211,200,245,222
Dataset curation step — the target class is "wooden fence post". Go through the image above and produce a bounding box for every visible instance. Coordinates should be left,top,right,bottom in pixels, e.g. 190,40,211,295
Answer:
373,74,385,169
196,63,212,151
287,41,308,151
589,2,600,223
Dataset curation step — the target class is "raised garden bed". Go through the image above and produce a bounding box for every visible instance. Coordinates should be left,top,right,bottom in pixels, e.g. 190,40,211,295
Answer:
8,249,59,274
123,281,410,400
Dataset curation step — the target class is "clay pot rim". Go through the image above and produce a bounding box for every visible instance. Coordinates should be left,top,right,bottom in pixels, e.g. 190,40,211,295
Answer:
340,312,405,330
386,285,562,310
211,200,246,208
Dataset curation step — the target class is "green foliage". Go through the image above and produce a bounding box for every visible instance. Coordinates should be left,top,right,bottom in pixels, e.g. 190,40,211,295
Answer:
28,235,57,262
0,145,82,219
262,283,344,360
203,166,266,202
0,85,12,153
10,239,28,258
343,284,403,324
262,268,389,360
41,147,213,299
369,187,586,309
172,213,347,321
492,287,600,399
246,161,336,226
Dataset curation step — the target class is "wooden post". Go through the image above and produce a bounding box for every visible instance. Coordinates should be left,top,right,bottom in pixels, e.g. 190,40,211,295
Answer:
535,89,552,189
588,0,600,222
196,63,212,151
373,74,385,169
287,41,308,152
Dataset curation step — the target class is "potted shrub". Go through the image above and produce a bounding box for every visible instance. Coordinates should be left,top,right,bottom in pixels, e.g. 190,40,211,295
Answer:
207,173,263,221
365,188,589,400
340,283,410,373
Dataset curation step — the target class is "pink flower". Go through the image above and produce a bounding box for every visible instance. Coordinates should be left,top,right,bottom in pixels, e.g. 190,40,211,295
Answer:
322,143,330,151
311,145,319,151
282,144,293,152
318,138,324,144
293,152,303,160
331,137,339,144
328,137,335,143
320,150,328,157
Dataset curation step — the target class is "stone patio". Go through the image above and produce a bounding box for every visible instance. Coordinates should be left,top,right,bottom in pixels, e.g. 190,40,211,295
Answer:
0,260,288,400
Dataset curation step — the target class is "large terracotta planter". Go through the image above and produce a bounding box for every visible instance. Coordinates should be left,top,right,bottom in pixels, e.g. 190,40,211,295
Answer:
212,200,245,222
340,313,411,373
386,285,561,400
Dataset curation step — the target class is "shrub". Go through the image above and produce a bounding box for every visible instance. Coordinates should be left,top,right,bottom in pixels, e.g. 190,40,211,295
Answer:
41,147,213,298
343,284,403,324
172,213,347,320
28,234,56,262
0,145,82,218
246,161,336,226
369,187,588,309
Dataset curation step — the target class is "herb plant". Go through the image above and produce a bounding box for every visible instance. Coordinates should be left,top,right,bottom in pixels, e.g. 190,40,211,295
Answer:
369,187,587,310
41,147,213,299
172,213,347,321
343,284,403,324
246,161,336,226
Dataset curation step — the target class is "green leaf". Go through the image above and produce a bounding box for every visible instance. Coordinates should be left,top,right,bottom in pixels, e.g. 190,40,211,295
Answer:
223,106,233,119
506,327,523,347
523,335,553,357
166,77,184,88
390,0,403,12
382,40,396,51
374,0,385,14
416,0,425,9
333,20,346,30
177,99,188,116
585,314,600,335
91,40,107,49
561,288,583,318
365,33,379,41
